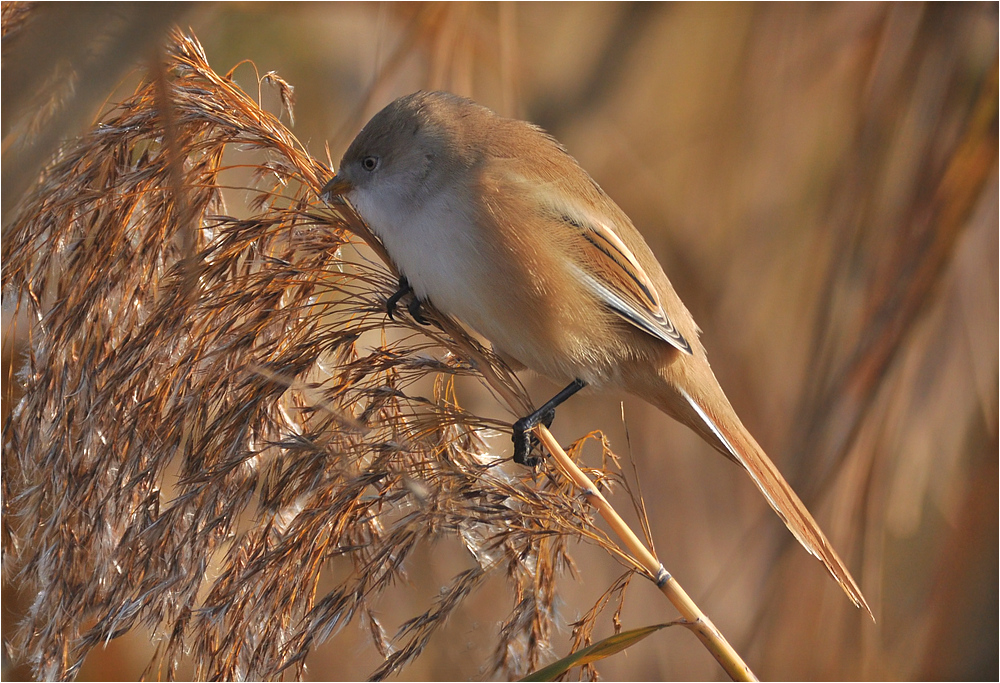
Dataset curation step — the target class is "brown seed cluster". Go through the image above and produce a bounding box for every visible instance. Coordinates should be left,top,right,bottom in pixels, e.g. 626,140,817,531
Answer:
3,31,632,681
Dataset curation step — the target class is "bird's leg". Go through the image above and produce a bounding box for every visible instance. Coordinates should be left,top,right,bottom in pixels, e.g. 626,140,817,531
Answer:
385,277,411,319
386,276,429,325
513,379,587,466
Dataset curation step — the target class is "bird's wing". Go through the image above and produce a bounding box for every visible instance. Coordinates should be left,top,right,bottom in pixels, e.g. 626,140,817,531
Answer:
556,208,692,355
511,169,692,354
483,155,691,354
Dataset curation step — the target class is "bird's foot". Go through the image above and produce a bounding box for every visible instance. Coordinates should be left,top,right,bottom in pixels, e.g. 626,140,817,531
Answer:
386,276,430,325
512,407,556,467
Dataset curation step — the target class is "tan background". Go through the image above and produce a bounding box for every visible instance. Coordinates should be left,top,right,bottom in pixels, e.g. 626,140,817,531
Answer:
3,2,996,680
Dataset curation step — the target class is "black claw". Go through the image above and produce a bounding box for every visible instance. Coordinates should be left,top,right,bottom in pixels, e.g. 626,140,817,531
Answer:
386,276,431,325
407,296,429,326
511,379,587,468
512,417,543,467
386,277,410,321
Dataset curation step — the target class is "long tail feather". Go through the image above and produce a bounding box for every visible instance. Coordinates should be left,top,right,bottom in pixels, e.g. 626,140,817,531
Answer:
670,382,873,620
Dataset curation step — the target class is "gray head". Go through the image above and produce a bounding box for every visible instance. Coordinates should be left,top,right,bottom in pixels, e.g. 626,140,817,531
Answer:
323,91,495,210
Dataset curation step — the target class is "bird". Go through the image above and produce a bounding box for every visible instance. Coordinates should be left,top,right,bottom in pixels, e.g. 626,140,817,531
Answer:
321,90,870,616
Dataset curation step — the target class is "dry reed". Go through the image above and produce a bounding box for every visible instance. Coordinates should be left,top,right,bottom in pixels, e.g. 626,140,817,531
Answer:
1,28,693,681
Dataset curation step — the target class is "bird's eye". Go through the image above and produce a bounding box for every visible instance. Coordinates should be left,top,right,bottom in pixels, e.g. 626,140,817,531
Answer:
361,156,379,172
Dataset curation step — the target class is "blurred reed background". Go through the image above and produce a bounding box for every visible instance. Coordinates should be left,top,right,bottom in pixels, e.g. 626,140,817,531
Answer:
2,2,996,680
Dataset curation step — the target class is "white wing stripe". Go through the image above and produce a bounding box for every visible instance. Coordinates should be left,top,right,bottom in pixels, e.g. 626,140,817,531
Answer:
571,263,693,355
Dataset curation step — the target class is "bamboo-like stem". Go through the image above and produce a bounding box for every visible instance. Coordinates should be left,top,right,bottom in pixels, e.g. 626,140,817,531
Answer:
534,426,757,683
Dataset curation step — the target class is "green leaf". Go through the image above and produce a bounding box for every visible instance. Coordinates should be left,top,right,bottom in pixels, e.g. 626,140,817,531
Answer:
520,622,676,681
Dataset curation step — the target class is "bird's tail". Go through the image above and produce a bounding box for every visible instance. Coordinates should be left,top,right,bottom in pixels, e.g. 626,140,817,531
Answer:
649,365,873,619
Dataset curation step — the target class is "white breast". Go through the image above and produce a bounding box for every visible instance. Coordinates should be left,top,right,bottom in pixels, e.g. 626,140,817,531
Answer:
349,186,496,335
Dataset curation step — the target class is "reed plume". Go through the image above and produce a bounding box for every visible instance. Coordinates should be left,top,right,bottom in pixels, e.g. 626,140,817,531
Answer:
2,30,650,681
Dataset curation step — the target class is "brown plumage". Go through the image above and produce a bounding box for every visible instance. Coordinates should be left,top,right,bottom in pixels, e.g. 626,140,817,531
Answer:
323,90,871,617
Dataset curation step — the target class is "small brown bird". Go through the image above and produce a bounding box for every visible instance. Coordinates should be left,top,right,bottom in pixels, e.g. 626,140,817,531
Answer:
323,91,870,616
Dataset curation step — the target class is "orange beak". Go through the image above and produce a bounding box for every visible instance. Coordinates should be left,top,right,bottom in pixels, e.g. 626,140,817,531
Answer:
320,174,353,202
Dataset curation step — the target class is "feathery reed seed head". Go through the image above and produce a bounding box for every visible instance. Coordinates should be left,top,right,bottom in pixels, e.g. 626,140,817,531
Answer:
2,30,638,681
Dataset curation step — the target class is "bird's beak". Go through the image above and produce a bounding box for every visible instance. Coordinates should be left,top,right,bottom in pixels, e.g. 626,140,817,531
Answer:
320,174,353,202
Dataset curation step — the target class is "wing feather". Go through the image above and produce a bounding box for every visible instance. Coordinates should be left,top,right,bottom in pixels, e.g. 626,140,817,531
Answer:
486,160,692,355
557,210,692,355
